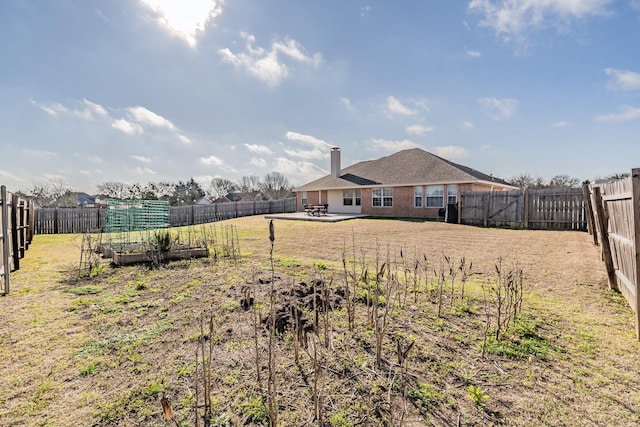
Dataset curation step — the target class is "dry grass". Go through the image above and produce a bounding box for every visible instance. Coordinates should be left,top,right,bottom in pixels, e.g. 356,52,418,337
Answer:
0,216,639,426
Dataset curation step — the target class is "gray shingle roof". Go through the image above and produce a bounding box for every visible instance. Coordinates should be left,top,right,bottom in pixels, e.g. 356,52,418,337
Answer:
295,148,514,191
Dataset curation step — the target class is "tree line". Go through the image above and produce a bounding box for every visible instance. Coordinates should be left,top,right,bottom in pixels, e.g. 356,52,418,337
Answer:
21,172,294,208
509,172,631,191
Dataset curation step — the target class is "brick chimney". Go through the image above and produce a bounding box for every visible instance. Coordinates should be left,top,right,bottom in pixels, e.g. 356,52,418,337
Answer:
330,147,341,178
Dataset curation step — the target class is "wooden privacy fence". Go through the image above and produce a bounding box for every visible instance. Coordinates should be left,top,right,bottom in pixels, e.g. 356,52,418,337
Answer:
0,185,35,295
459,188,587,231
35,197,297,234
587,170,640,338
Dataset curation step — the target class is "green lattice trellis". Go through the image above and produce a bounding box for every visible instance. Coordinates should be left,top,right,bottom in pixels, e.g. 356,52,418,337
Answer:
104,199,170,250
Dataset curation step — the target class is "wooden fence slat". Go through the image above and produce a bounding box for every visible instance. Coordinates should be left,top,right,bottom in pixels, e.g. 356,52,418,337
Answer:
1,185,9,294
593,186,618,291
632,168,640,338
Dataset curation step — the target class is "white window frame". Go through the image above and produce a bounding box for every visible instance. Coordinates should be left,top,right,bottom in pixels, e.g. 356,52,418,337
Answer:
414,186,423,208
343,189,353,206
372,188,393,207
301,191,307,206
426,185,444,208
447,184,458,205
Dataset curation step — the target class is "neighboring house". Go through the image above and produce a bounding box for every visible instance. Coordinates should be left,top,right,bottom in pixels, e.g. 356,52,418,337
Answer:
294,147,517,219
94,194,108,207
213,192,269,203
76,192,96,208
196,196,213,205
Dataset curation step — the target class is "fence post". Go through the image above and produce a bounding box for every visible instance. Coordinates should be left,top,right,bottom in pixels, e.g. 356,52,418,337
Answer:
11,194,19,271
523,189,530,229
592,186,617,291
1,186,10,294
583,183,598,245
482,193,489,227
631,168,640,339
53,208,59,234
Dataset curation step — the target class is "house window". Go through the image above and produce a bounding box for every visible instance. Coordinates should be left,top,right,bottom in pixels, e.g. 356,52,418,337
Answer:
343,189,361,206
414,186,423,208
447,185,458,205
426,185,444,208
301,191,307,206
373,188,393,207
343,190,353,206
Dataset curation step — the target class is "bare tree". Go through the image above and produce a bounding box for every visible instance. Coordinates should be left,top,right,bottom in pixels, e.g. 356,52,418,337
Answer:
261,172,292,199
239,175,262,193
509,174,545,191
208,177,238,200
29,180,76,207
97,181,130,199
548,174,580,189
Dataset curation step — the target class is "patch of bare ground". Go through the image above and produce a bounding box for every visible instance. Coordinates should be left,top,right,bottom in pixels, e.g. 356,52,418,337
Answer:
0,217,639,426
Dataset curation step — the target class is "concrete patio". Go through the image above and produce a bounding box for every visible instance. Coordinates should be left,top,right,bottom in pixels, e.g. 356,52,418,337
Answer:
264,212,369,223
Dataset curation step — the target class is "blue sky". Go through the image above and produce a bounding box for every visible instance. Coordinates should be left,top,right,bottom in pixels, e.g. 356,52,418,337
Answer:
1,0,640,194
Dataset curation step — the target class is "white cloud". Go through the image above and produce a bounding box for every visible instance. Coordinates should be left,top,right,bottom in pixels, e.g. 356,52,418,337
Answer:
127,106,175,130
605,68,640,91
23,149,57,157
435,145,469,160
43,174,68,182
286,131,332,150
361,6,371,17
178,134,192,145
0,170,25,182
200,155,223,166
478,97,518,119
372,138,421,151
633,0,640,10
139,0,224,48
250,157,267,168
32,99,107,120
73,99,108,119
219,33,321,87
244,143,273,155
553,121,569,127
131,155,152,163
284,131,332,160
88,155,102,163
339,97,353,110
33,101,67,116
283,148,328,160
273,157,326,186
406,124,434,136
135,166,157,175
112,118,144,135
385,96,418,116
466,49,482,57
595,105,640,122
462,121,474,129
468,0,612,42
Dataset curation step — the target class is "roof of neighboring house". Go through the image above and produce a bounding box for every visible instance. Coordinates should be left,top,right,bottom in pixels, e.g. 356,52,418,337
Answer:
75,192,96,206
294,148,515,191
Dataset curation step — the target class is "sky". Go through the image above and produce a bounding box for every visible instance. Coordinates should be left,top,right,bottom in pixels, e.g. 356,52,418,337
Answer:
1,0,640,194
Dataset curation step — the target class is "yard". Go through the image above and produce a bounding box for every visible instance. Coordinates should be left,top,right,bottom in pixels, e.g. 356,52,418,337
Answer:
0,216,639,426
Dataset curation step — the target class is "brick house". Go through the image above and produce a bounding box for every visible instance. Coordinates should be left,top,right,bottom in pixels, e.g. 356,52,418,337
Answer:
294,147,517,219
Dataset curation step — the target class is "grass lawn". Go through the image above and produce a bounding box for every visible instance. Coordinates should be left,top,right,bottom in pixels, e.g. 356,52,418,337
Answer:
1,216,639,426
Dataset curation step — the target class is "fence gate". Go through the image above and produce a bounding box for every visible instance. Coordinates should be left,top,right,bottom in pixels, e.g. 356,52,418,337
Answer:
460,190,524,228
